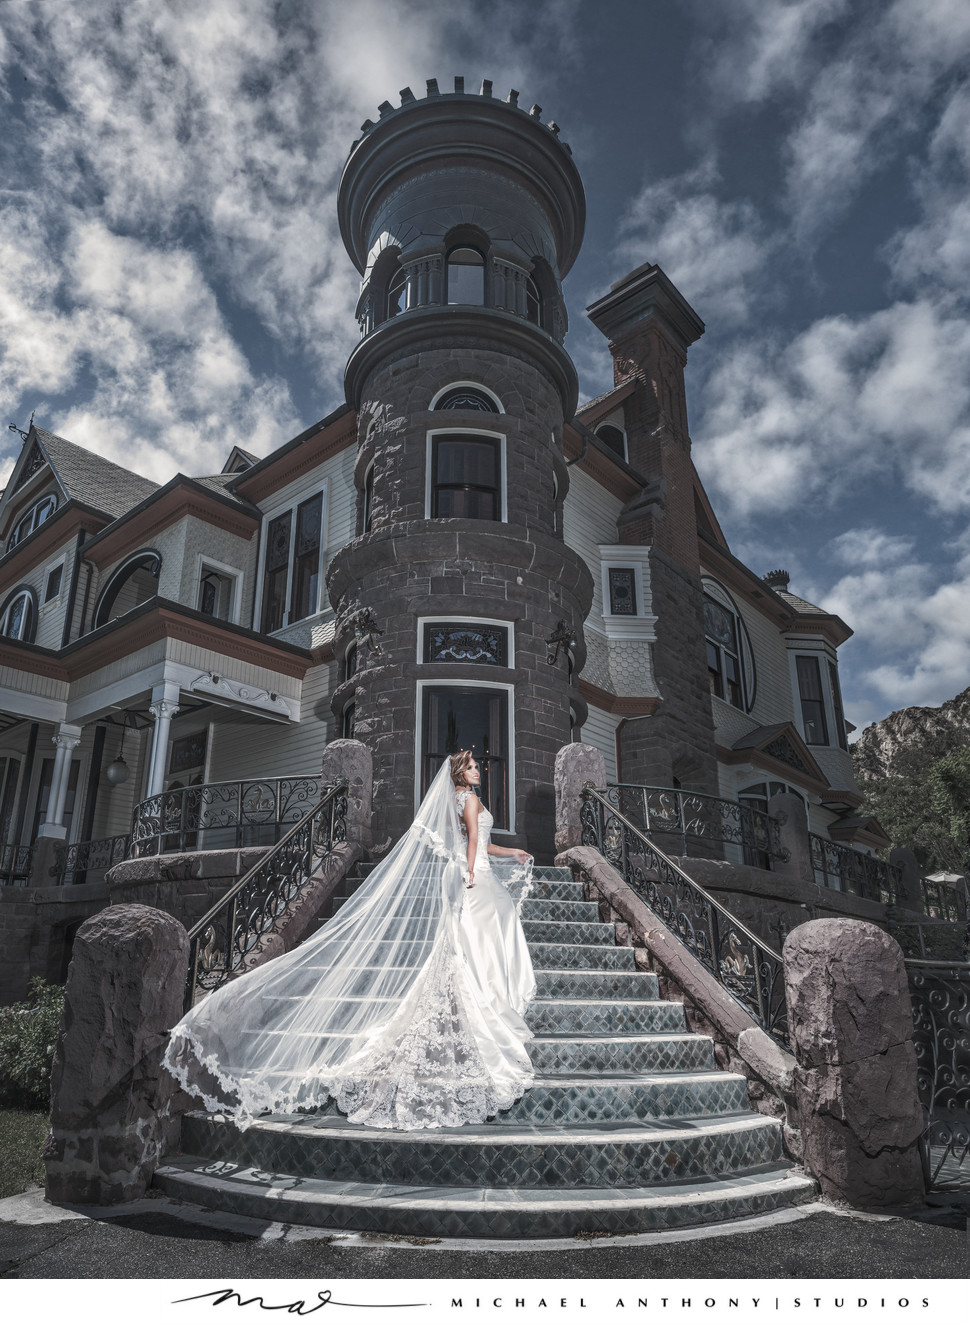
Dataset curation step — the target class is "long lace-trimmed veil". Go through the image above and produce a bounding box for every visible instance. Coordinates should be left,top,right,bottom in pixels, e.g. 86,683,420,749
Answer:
162,758,535,1130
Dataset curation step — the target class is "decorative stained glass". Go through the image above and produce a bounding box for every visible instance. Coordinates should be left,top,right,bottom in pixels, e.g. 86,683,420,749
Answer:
424,623,508,666
608,568,637,615
434,387,497,412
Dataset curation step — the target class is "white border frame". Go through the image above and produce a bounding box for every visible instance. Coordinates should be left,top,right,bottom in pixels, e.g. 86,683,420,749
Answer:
428,381,505,413
786,639,840,752
254,480,328,634
425,428,507,522
416,615,515,667
195,553,244,626
414,677,516,834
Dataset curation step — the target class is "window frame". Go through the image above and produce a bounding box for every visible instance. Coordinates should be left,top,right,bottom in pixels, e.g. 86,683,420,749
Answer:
414,678,516,833
0,585,37,642
429,381,504,413
425,428,507,523
445,244,487,306
7,492,58,551
595,423,628,462
795,652,830,746
417,615,514,667
702,578,755,714
600,560,645,621
195,554,243,625
255,483,328,634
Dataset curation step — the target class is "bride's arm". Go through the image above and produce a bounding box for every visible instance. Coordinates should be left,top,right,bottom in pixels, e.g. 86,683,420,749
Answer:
462,796,480,886
487,843,532,862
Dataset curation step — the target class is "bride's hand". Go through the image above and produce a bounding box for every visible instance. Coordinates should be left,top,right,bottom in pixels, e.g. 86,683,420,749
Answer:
512,850,532,863
465,870,475,888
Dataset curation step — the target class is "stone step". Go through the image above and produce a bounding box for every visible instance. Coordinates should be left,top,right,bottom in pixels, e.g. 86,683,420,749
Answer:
519,899,602,923
269,1068,739,1127
528,878,587,902
533,968,659,1000
526,998,687,1037
522,919,616,946
529,1032,707,1075
528,942,636,971
154,1156,816,1239
177,1110,784,1190
531,866,575,881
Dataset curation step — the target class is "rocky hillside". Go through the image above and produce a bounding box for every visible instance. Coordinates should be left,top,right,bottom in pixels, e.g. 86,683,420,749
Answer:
852,685,970,781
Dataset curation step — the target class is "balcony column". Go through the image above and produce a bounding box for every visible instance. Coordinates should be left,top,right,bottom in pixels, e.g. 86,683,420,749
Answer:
37,723,83,840
146,683,180,799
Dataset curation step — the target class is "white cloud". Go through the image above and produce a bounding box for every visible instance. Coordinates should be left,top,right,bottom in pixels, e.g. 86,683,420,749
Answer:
0,0,584,481
618,160,776,326
828,528,916,568
694,299,970,519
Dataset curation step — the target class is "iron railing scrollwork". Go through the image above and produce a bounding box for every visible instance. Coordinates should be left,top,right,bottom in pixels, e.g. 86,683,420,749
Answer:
52,834,132,887
183,776,348,1011
809,832,903,904
581,785,789,1045
0,843,33,887
601,784,788,867
131,775,321,856
907,961,970,1191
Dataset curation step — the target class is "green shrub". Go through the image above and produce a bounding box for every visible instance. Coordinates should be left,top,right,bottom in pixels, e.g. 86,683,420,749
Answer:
0,978,64,1111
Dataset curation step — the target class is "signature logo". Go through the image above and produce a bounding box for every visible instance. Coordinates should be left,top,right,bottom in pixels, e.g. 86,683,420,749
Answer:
173,1288,428,1313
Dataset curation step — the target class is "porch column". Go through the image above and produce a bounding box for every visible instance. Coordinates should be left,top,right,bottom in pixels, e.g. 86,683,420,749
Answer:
146,683,180,799
37,723,83,840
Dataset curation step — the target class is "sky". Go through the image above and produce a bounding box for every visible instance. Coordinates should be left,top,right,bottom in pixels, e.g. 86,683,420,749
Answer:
1,0,969,741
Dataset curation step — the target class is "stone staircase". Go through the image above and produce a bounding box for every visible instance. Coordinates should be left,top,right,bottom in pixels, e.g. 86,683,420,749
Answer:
153,864,815,1237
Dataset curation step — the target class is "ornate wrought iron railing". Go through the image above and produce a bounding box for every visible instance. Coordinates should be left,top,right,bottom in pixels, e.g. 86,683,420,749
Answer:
809,833,903,904
51,834,132,887
600,784,788,867
581,785,789,1045
131,775,321,856
0,843,33,887
907,961,970,1191
183,776,348,1010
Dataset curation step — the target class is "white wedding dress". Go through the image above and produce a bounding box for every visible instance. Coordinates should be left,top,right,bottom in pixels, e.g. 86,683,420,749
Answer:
162,760,536,1130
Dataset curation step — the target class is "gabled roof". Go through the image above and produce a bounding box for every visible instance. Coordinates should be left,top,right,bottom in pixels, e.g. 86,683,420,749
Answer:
31,427,159,520
720,721,830,792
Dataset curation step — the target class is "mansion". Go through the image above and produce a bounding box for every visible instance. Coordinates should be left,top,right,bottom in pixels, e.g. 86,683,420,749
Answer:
0,81,880,935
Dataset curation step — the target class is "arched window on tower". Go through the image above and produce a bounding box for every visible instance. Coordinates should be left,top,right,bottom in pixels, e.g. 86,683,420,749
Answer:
526,274,543,326
432,386,499,413
446,246,486,306
0,587,36,642
386,262,407,319
94,551,161,629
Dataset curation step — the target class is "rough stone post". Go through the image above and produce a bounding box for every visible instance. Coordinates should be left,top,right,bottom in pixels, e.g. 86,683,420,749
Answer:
45,904,189,1204
889,847,924,915
783,918,924,1209
321,738,374,851
28,837,62,889
554,743,607,854
768,792,816,888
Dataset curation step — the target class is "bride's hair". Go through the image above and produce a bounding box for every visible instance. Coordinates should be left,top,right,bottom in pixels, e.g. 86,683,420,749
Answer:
450,749,475,787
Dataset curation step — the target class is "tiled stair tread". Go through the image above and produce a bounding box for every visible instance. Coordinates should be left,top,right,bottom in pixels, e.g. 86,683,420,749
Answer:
191,1106,764,1146
154,1158,816,1237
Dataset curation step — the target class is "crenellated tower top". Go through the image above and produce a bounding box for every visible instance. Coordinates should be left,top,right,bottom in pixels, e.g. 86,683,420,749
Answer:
338,77,585,412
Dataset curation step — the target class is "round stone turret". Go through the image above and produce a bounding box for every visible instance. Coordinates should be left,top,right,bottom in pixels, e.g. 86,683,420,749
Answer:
328,79,593,856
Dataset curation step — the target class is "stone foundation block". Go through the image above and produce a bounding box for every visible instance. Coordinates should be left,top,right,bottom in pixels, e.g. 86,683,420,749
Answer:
45,904,189,1205
783,918,924,1209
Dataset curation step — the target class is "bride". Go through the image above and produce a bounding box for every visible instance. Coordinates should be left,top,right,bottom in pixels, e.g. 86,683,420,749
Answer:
162,750,537,1130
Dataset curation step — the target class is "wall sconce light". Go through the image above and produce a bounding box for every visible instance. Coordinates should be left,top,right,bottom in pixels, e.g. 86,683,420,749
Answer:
546,619,574,666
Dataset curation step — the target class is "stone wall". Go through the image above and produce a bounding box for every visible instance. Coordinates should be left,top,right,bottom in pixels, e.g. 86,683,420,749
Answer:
104,847,270,931
327,342,593,858
0,879,108,1005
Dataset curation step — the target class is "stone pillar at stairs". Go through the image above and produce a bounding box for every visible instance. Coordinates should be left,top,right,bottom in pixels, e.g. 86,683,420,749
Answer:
321,738,373,852
783,917,924,1209
554,742,606,854
45,904,189,1204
